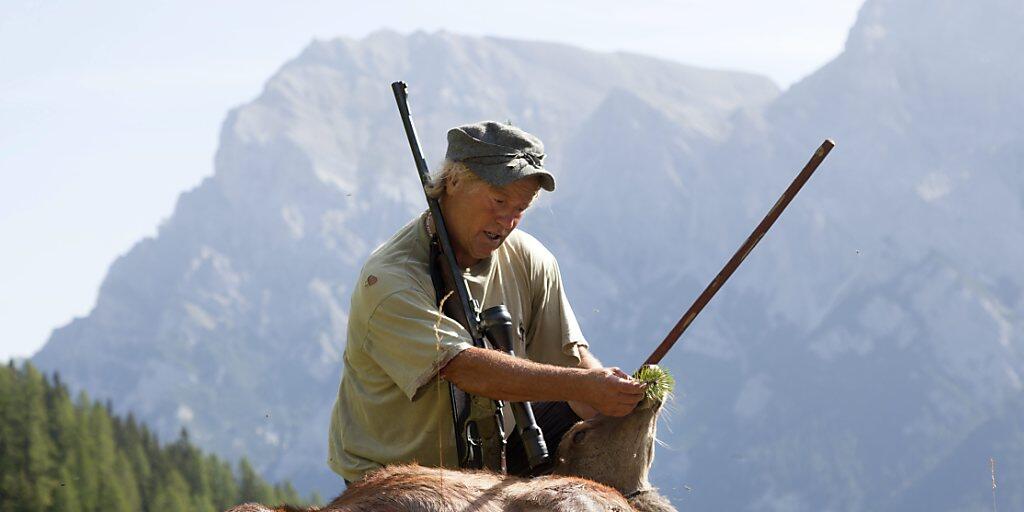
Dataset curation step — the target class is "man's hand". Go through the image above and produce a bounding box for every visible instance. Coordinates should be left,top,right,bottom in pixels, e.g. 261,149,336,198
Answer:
581,367,646,417
570,347,644,418
441,348,645,416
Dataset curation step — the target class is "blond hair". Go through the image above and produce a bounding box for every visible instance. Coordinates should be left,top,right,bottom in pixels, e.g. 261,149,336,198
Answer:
424,160,484,200
424,160,544,202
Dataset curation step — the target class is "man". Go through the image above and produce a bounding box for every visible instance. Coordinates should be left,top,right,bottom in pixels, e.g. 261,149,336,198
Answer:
328,121,645,483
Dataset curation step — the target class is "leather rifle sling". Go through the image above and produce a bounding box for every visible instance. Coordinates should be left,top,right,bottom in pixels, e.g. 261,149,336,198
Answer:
428,234,479,467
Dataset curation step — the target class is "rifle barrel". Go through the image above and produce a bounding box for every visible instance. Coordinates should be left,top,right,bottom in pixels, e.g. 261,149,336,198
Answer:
392,81,484,342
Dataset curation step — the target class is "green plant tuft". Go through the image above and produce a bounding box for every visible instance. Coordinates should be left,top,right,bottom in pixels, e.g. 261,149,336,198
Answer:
633,365,675,402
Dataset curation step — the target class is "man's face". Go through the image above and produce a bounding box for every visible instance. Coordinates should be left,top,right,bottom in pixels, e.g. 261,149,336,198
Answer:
442,175,540,267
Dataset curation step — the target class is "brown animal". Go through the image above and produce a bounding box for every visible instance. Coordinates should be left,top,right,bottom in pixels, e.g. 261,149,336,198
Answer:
227,396,676,512
552,396,676,512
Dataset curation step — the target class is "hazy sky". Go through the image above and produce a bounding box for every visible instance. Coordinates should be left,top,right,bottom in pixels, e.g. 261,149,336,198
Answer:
0,0,865,361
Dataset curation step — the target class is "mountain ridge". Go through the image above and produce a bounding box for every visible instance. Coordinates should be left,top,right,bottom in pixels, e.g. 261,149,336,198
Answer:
33,3,1024,508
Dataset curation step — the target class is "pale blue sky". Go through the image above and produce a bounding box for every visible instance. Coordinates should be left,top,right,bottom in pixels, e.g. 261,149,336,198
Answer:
0,0,864,360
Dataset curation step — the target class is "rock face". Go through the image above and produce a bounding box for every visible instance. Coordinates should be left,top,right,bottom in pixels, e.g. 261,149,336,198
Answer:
33,30,777,496
33,0,1024,508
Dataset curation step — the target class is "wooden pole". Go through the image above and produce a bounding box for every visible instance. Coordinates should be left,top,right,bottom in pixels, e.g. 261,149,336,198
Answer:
644,139,835,366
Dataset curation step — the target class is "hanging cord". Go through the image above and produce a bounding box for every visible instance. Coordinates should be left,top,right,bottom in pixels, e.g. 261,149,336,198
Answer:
434,290,455,487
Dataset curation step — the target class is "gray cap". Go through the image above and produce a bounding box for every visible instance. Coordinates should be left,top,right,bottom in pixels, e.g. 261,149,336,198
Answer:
445,121,555,191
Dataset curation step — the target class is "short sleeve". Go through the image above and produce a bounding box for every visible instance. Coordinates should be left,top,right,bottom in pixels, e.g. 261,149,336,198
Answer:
363,288,475,400
526,257,588,367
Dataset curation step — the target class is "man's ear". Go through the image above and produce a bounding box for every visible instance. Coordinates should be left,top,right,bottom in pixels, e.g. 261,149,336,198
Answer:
447,173,485,197
447,173,462,193
438,177,457,204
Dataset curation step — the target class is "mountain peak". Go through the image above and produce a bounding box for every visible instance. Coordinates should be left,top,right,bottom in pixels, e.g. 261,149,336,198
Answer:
32,19,1024,509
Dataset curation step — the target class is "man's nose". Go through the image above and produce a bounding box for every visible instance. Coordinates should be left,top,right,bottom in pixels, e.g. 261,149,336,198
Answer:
496,210,521,231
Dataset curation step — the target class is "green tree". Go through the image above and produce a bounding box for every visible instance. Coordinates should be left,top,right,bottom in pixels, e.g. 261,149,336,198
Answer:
207,456,240,511
14,364,58,511
149,471,192,512
308,491,324,507
0,363,20,512
1,362,308,511
274,481,301,504
168,427,213,504
108,451,141,511
49,466,82,512
44,372,81,512
238,458,275,504
124,437,153,506
72,391,99,512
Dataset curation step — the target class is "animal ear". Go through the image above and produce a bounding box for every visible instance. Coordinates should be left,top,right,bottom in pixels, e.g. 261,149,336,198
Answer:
573,430,587,444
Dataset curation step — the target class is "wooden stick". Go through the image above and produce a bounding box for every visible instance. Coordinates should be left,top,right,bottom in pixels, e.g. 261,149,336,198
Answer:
643,139,835,366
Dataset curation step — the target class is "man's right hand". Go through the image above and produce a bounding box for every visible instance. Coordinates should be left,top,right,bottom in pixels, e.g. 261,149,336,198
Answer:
441,348,647,415
582,367,646,417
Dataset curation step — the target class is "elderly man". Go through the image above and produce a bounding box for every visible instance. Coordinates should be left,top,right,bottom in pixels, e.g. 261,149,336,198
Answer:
328,121,645,483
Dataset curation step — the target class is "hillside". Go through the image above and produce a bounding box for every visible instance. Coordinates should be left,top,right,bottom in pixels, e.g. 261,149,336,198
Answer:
31,0,1024,507
0,361,316,511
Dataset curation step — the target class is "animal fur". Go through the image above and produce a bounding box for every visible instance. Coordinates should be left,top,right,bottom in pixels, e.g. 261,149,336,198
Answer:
227,397,678,512
227,464,632,511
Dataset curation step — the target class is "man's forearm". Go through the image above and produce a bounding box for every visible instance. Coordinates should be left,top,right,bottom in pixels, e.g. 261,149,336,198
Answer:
570,346,603,419
440,347,592,403
577,345,602,369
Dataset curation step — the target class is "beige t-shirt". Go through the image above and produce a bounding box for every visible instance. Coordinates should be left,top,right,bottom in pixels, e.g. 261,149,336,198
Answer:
327,212,587,482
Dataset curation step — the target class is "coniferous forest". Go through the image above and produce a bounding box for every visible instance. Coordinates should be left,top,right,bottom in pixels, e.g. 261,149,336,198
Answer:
0,361,319,511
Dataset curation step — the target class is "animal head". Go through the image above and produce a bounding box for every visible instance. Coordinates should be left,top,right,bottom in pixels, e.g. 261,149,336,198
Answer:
554,395,663,493
554,363,677,500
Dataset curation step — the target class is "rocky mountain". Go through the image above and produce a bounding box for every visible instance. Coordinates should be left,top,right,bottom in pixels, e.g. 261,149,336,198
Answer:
33,29,776,497
33,0,1024,509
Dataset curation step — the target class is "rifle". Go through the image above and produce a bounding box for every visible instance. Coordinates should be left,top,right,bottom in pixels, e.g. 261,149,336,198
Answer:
644,140,835,366
391,81,550,473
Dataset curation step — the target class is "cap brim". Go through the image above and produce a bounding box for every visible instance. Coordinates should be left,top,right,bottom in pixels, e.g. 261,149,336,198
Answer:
464,161,556,192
